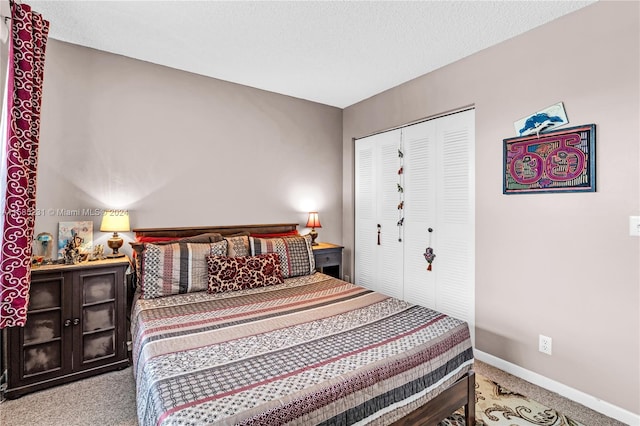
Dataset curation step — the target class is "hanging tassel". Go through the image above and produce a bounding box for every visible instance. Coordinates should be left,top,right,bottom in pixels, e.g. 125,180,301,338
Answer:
424,228,435,271
424,247,435,271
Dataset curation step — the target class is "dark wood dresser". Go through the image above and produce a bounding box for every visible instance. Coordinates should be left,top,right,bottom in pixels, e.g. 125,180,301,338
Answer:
3,257,130,399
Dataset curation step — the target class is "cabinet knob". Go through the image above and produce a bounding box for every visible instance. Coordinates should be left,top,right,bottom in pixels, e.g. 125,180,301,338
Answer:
73,318,80,326
64,319,71,327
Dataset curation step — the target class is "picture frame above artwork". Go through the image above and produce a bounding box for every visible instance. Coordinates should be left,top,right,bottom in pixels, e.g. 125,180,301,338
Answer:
503,124,596,195
514,102,569,137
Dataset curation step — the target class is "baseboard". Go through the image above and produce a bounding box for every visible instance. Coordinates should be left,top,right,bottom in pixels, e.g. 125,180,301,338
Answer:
474,350,639,425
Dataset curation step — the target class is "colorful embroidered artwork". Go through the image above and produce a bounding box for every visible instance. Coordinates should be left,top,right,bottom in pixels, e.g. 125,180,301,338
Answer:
503,124,596,194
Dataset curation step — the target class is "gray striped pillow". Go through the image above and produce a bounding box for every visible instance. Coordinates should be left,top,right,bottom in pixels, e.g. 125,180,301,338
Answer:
249,235,315,278
140,240,228,299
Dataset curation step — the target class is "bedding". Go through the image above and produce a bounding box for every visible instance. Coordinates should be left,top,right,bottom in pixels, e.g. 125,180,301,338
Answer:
131,273,473,426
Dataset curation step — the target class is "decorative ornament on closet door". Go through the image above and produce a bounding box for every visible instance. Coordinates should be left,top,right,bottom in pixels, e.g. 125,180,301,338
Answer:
397,130,405,242
424,228,436,271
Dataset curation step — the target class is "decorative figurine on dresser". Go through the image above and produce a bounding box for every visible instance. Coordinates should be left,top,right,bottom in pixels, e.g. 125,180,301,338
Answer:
63,234,83,264
2,257,130,399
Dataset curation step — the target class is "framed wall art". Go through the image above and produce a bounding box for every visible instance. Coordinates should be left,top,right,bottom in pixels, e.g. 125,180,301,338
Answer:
503,124,596,194
513,102,569,137
57,221,93,258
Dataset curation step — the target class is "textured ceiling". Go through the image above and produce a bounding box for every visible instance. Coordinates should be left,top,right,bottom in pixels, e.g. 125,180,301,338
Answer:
28,0,596,108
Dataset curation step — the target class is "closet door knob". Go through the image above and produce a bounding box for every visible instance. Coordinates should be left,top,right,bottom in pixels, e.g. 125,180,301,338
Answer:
73,318,80,326
64,319,71,327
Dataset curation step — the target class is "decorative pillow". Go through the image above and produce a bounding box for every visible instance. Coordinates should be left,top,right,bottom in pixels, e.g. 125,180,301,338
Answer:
225,235,250,257
249,230,299,238
139,240,228,299
154,232,223,244
249,234,315,278
133,232,223,250
206,253,283,293
135,236,181,243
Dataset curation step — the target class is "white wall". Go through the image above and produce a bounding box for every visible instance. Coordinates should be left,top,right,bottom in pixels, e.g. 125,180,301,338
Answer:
343,1,639,416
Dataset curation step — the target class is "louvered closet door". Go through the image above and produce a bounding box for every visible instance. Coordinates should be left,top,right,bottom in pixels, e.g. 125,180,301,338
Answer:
434,110,475,328
355,131,404,298
355,137,377,290
402,120,437,308
403,109,475,339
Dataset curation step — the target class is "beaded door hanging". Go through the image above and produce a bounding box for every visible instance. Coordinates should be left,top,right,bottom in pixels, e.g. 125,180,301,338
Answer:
397,130,405,242
423,228,436,271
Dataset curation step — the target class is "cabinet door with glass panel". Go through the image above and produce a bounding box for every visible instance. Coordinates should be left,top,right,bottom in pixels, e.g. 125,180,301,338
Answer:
11,272,74,386
74,265,127,371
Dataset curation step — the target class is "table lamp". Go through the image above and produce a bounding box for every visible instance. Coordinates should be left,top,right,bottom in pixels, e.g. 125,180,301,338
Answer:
100,210,130,258
306,211,322,246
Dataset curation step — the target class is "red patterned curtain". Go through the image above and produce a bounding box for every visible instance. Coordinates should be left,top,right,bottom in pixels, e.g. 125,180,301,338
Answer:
0,1,49,328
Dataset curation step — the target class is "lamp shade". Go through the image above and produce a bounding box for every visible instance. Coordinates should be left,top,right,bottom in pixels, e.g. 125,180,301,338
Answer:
100,210,130,233
306,212,321,229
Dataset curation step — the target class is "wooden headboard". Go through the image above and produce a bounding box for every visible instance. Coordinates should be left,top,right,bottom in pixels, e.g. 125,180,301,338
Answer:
132,223,299,239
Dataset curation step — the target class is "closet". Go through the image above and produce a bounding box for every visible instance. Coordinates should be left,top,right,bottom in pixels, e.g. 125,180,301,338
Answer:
354,109,475,338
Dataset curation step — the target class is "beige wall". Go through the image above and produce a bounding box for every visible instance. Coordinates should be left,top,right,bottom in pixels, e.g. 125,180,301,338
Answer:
342,1,639,415
34,40,343,257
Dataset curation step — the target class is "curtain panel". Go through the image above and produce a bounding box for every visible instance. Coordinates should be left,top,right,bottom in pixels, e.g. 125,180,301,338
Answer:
0,1,49,328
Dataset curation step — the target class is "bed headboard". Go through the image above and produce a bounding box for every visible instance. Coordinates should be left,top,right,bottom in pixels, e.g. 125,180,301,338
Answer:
132,223,299,239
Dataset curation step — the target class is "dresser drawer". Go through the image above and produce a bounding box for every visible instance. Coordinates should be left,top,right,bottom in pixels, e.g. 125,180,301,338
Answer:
315,250,341,268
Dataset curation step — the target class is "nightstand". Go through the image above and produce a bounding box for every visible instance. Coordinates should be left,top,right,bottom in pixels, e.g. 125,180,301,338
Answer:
312,242,343,279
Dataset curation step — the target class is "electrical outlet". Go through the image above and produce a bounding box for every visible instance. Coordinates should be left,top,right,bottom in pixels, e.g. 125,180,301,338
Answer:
343,275,350,283
539,335,552,355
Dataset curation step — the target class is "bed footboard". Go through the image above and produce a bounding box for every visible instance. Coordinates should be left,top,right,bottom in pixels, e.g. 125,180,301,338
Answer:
390,370,475,426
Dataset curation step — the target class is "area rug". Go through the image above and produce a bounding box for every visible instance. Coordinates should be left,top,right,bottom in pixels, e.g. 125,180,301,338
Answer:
439,373,585,426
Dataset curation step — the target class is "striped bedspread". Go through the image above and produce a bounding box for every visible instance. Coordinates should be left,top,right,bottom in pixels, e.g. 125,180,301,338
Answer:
131,273,473,426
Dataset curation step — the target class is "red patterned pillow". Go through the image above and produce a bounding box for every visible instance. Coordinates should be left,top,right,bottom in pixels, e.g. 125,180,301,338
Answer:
206,253,284,293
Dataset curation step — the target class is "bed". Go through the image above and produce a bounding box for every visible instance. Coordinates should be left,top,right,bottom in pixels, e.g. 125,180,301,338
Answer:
129,223,475,426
